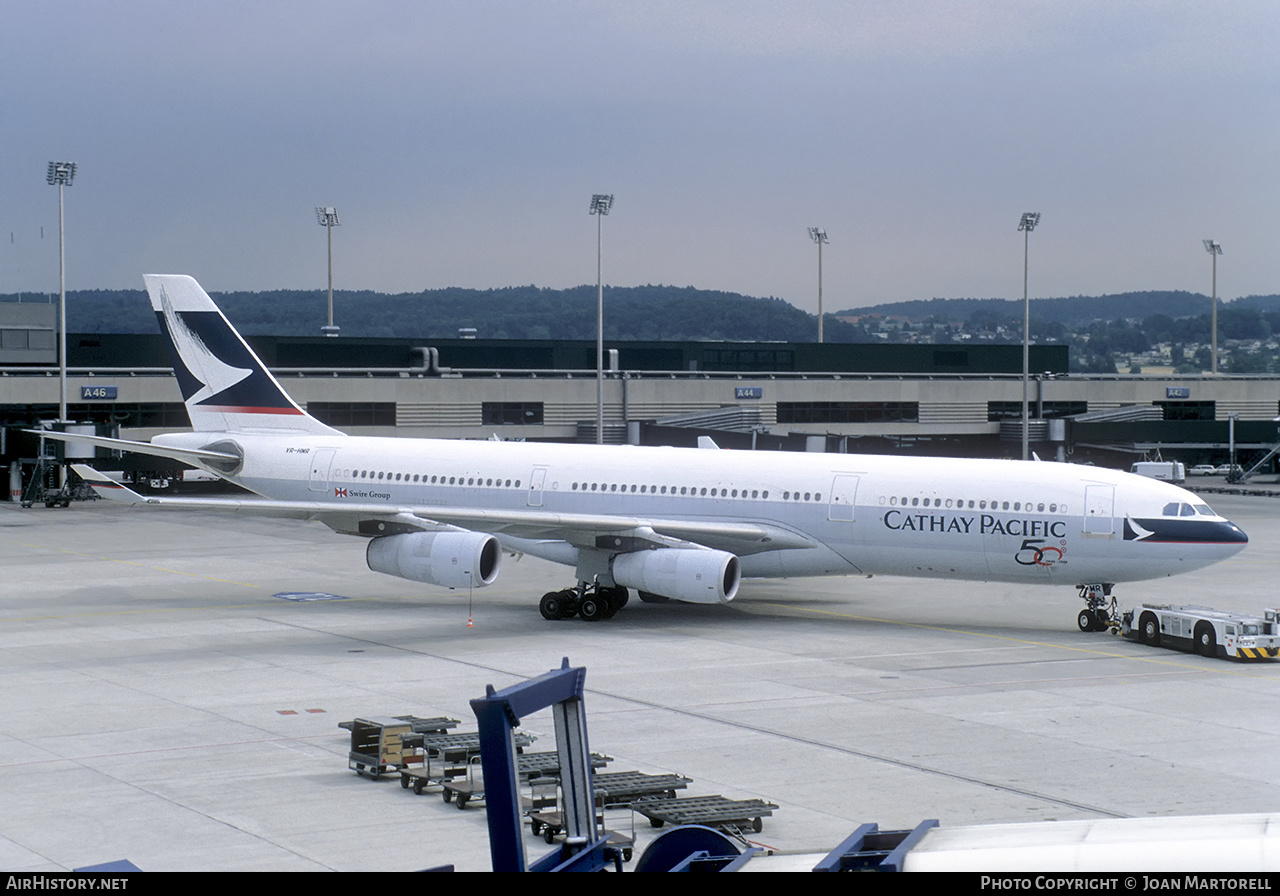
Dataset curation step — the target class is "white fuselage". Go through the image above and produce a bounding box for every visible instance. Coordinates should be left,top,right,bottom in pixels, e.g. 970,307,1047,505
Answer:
155,431,1248,588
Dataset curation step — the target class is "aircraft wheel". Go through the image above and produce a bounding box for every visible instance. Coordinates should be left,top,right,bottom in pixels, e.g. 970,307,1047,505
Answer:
579,597,607,621
1196,623,1217,658
540,592,565,621
557,590,580,618
1077,609,1097,632
599,587,625,618
1140,612,1160,646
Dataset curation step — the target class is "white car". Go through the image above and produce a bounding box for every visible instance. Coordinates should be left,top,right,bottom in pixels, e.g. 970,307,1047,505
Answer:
1189,464,1217,476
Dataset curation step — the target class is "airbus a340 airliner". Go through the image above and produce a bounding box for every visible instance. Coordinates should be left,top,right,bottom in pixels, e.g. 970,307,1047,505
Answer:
48,274,1247,629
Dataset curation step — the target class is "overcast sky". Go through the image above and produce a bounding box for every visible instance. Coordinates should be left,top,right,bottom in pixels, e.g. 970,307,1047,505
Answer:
3,1,1277,315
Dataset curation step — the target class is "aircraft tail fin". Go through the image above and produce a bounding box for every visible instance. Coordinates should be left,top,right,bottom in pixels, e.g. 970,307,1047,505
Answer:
143,275,340,435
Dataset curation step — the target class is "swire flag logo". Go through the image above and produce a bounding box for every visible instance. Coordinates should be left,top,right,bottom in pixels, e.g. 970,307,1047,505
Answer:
334,488,348,497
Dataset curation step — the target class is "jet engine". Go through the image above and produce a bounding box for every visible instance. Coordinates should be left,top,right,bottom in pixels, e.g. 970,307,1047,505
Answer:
366,531,501,588
610,548,740,604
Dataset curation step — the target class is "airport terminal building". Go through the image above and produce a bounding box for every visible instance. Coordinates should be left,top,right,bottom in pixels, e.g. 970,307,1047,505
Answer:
3,308,1279,485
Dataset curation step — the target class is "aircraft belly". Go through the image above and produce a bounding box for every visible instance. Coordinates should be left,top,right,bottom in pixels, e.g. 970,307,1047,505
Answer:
497,535,578,567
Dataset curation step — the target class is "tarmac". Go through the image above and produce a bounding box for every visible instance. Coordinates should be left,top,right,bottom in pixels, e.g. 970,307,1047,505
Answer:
2,483,1279,872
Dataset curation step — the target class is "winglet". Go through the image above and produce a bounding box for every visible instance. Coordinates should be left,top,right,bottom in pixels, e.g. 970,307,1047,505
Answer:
71,465,146,504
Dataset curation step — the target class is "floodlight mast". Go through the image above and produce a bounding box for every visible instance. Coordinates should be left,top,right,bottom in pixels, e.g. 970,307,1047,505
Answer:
1018,212,1040,462
316,207,340,337
47,161,77,423
1204,239,1222,374
809,228,828,343
590,194,614,445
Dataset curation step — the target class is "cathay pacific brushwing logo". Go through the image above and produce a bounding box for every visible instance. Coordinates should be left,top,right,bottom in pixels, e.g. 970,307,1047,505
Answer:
1124,517,1155,541
160,287,252,405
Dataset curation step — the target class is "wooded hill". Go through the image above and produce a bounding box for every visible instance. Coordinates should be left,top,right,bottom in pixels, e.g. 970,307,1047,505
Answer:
836,292,1280,329
1,284,866,342
4,285,1276,343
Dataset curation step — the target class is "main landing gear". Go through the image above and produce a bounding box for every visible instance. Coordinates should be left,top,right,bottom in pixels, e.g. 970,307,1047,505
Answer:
1077,583,1118,632
539,583,630,622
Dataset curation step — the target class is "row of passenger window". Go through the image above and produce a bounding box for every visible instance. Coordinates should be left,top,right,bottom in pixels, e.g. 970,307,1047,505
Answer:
343,469,523,489
880,495,1066,514
569,482,824,502
335,467,1097,517
338,468,828,501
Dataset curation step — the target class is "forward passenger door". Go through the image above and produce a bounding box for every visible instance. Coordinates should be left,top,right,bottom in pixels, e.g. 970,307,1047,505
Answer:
828,474,860,522
1082,484,1115,537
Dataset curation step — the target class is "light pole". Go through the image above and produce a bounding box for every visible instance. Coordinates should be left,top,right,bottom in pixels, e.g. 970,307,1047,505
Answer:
809,227,828,343
316,207,340,336
47,161,77,423
1018,212,1040,462
1203,239,1222,374
590,194,613,445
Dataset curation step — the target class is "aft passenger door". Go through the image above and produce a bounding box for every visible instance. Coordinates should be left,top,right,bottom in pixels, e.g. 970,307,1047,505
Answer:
308,448,336,492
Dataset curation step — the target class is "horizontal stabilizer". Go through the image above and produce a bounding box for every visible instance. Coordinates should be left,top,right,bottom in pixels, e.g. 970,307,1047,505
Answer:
32,430,240,469
71,465,146,504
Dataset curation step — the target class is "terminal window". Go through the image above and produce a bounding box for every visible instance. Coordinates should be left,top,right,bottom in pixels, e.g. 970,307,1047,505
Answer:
700,348,795,372
482,402,544,425
1,327,55,354
1155,400,1215,421
307,402,397,427
987,401,1088,421
3,403,190,428
83,403,189,428
776,401,919,424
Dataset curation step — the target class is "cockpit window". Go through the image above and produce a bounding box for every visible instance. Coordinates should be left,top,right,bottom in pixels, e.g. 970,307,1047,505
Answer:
1157,502,1218,517
1163,502,1204,517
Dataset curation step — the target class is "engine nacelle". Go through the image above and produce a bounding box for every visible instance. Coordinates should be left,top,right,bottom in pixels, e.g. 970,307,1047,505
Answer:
366,531,501,589
610,548,740,604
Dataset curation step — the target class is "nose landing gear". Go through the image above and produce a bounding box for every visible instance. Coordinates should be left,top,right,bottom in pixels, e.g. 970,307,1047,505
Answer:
1077,583,1118,632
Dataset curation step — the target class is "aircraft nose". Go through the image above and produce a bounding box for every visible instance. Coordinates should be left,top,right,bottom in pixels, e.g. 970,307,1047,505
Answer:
1216,520,1248,545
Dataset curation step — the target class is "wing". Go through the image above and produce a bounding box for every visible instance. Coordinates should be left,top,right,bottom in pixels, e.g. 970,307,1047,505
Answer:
71,465,814,555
